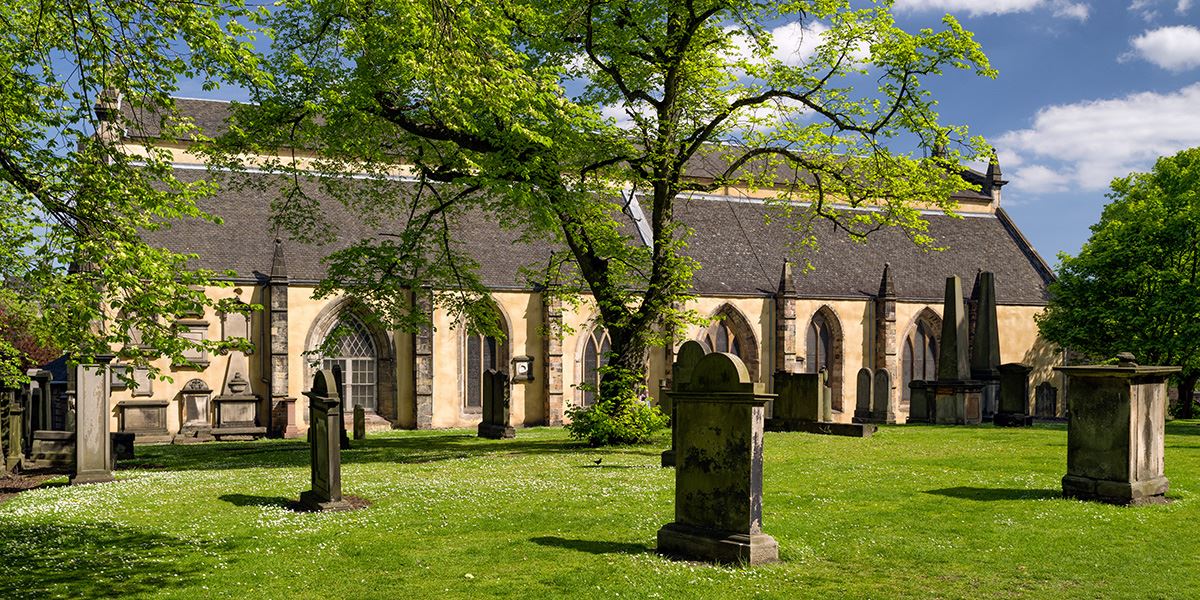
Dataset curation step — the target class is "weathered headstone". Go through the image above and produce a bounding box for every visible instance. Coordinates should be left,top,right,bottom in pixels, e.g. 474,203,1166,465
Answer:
331,363,351,450
213,308,264,441
908,381,932,423
1056,354,1178,505
994,363,1034,427
662,341,706,467
970,271,1002,418
657,352,779,565
819,367,833,423
478,369,515,439
300,369,352,511
933,276,983,425
71,360,114,485
853,367,873,423
1035,382,1059,418
871,368,892,423
5,388,23,473
767,371,876,437
177,378,215,443
353,405,366,440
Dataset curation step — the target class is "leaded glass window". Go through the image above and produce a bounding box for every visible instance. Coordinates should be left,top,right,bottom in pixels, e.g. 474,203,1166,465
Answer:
902,319,939,404
321,315,377,411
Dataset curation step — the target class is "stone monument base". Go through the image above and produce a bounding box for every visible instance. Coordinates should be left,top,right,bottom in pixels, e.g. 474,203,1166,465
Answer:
212,426,267,441
657,522,778,565
660,449,675,468
299,490,354,512
993,412,1034,427
70,469,114,485
767,419,876,437
28,431,74,469
174,426,215,444
933,381,983,425
1062,474,1169,505
477,423,515,439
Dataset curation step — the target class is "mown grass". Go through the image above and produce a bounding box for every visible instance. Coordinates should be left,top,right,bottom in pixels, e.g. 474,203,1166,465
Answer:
2,421,1200,599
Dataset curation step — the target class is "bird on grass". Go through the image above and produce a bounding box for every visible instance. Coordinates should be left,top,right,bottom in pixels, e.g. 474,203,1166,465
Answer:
592,457,602,465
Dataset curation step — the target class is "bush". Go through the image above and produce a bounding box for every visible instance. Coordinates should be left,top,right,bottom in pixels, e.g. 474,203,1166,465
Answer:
564,397,668,446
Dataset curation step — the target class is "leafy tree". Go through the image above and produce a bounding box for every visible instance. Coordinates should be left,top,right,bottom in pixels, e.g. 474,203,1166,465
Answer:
1037,147,1200,418
219,0,994,443
0,1,271,386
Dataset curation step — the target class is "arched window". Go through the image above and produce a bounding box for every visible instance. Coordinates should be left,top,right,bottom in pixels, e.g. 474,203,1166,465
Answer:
704,320,742,357
902,311,941,406
464,331,505,412
805,307,843,411
579,326,611,407
321,314,378,411
700,304,760,381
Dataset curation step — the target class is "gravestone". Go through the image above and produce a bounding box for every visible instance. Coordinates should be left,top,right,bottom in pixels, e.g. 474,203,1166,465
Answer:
819,367,833,423
871,369,893,423
768,371,876,437
994,363,1034,427
331,364,351,450
933,276,984,425
71,360,114,485
177,379,215,443
5,389,23,473
1056,354,1178,505
656,352,779,565
353,405,366,440
853,367,873,423
1035,382,1059,418
970,272,1002,418
478,369,515,439
907,381,932,423
662,341,707,467
300,369,352,511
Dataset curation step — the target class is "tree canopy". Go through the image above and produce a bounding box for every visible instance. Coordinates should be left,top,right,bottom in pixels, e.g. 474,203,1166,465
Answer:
1037,147,1200,416
0,1,270,387
215,0,995,443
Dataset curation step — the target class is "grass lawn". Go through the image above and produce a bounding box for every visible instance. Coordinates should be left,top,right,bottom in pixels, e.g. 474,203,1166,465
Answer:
2,421,1199,599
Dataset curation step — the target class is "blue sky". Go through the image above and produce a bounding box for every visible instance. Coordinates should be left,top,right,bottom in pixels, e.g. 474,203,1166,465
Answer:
890,0,1200,265
177,1,1199,266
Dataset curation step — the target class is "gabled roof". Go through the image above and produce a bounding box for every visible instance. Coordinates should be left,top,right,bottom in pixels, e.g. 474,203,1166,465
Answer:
145,168,1051,305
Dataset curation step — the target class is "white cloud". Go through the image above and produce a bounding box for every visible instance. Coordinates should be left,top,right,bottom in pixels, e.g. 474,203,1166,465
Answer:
1124,25,1200,71
995,83,1200,195
1130,0,1193,19
894,0,1089,19
725,21,832,67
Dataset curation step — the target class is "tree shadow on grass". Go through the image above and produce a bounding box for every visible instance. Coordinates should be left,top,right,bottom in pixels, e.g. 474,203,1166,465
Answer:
126,433,660,473
530,536,650,556
0,519,227,599
925,487,1062,501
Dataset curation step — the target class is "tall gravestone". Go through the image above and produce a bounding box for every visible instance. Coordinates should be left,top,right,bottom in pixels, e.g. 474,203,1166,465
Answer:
994,363,1034,427
478,369,515,439
331,363,351,450
662,341,706,468
1056,354,1178,505
178,379,214,443
353,405,366,440
970,272,1002,419
819,368,833,422
657,352,779,565
1035,383,1059,418
212,306,264,440
300,369,352,511
853,367,873,423
908,381,932,423
932,276,984,425
871,369,892,423
72,359,114,485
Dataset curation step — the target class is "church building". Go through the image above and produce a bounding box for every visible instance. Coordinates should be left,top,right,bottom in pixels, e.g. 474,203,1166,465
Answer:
103,98,1061,441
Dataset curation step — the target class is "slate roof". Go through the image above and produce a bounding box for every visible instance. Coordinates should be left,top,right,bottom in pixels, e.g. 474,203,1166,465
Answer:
145,168,1052,305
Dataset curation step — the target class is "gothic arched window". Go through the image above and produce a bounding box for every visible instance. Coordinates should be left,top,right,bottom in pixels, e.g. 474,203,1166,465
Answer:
321,314,377,411
805,307,843,411
902,314,940,405
704,320,742,357
464,331,505,412
580,327,611,407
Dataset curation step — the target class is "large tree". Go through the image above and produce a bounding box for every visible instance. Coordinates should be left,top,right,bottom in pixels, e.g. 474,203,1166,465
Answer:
1038,147,1200,417
0,1,270,388
219,0,993,442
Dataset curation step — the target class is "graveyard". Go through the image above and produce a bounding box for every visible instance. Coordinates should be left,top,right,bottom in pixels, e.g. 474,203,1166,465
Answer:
2,420,1199,599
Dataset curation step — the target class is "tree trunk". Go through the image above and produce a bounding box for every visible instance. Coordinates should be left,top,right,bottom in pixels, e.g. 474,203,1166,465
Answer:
1179,373,1197,419
597,325,650,410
